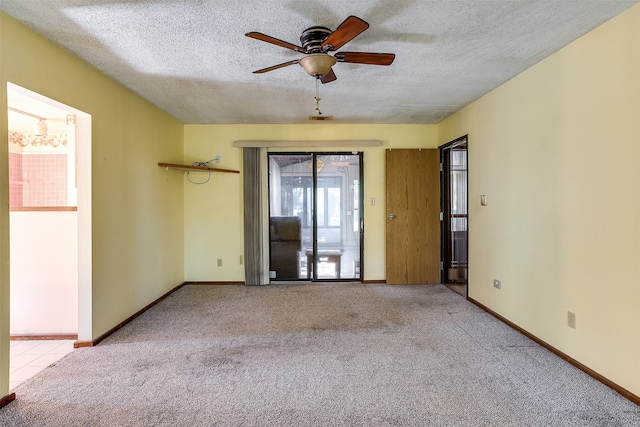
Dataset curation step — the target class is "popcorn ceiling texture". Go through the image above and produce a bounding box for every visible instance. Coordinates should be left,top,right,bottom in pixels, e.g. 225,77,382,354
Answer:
0,1,637,124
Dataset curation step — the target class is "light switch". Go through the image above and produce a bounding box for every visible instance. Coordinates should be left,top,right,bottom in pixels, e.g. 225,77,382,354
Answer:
481,195,488,206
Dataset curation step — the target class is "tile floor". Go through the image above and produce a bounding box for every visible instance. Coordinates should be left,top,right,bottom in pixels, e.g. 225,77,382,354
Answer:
9,340,75,390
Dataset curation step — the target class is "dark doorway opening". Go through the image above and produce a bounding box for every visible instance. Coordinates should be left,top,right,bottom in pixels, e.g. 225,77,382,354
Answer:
440,136,468,296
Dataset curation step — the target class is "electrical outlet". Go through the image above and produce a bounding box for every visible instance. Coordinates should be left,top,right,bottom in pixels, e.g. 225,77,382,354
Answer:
217,258,222,267
493,279,501,289
214,155,221,163
567,311,576,329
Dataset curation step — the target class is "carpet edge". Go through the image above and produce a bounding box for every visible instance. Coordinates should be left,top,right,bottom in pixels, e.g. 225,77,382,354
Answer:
74,282,187,348
184,281,245,285
0,392,15,409
468,296,640,406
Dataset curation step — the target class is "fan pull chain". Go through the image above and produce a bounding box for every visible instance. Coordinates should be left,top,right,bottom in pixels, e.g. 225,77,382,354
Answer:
314,77,322,115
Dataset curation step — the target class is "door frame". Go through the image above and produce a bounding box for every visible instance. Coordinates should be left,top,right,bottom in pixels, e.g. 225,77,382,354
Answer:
6,83,93,342
439,135,469,295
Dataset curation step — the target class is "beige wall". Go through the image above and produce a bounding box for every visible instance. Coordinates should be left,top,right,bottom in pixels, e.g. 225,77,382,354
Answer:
183,124,438,281
439,4,640,396
0,12,185,397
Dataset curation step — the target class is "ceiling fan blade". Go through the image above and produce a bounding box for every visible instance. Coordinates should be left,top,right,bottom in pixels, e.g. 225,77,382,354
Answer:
335,52,395,66
320,68,337,84
246,32,304,52
321,16,369,51
253,60,299,74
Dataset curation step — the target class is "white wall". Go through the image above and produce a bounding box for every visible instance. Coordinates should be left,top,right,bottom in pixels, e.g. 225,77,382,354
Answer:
10,211,78,335
439,3,640,397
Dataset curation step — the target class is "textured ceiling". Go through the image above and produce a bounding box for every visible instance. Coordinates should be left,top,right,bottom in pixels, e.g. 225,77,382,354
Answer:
1,1,637,124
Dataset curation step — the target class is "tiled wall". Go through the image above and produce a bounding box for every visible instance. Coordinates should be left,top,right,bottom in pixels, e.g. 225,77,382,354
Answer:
9,152,68,207
9,152,23,207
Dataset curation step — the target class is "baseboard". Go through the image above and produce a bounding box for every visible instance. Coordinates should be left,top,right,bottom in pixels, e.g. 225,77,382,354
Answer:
184,281,245,285
11,334,78,341
73,282,187,348
0,393,16,409
468,297,640,406
363,280,386,284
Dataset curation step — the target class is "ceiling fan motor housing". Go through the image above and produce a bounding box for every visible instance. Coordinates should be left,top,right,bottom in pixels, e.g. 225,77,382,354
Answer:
300,26,332,52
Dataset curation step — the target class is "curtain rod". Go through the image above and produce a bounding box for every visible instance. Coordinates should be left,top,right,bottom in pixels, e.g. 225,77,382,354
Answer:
8,106,46,121
233,140,381,148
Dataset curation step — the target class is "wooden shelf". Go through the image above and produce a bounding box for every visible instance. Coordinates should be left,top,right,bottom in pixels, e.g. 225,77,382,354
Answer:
158,162,239,174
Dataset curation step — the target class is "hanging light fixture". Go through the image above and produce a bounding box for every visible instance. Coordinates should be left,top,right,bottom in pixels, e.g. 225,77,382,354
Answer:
8,106,48,136
34,119,48,136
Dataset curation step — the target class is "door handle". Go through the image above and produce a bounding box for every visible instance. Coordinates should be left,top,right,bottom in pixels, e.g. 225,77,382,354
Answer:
388,214,395,220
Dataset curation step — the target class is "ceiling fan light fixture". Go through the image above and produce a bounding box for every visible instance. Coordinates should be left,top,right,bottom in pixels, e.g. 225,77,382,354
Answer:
299,54,336,78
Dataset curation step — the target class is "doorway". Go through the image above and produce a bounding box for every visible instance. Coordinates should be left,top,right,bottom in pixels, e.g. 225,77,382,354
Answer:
7,87,78,339
6,83,93,387
440,136,468,297
268,153,363,281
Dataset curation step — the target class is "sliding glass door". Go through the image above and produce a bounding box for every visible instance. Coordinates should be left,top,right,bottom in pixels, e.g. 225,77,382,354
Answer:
268,153,363,281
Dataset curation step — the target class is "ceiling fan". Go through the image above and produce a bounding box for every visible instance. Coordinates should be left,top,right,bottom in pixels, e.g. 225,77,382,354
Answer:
246,15,395,84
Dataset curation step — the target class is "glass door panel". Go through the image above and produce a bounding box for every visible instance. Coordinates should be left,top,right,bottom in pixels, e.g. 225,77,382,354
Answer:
268,154,312,280
313,154,361,280
448,148,467,282
441,141,468,285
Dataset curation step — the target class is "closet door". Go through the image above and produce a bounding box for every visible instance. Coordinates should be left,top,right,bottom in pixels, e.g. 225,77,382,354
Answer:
385,149,440,284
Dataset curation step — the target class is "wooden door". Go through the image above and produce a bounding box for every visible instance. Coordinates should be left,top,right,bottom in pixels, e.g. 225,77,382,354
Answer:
386,149,441,284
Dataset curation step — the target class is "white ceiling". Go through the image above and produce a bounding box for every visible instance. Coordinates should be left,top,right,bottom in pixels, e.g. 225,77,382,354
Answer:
1,1,637,124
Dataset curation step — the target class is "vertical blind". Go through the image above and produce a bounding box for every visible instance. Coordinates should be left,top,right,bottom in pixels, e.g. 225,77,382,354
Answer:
243,147,264,285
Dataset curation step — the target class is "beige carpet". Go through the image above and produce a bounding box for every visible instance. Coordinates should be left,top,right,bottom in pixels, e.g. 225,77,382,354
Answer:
1,283,638,426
